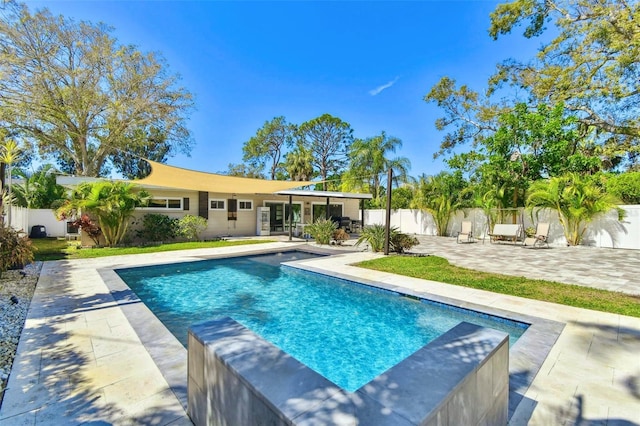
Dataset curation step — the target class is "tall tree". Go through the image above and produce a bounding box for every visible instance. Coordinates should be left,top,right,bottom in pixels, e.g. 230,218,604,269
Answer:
298,114,353,190
0,2,194,177
243,117,295,180
342,131,411,204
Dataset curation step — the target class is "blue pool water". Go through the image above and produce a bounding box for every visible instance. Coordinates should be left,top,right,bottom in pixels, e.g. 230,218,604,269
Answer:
117,251,527,391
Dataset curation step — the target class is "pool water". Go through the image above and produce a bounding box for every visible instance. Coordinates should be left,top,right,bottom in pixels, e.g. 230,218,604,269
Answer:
117,251,527,392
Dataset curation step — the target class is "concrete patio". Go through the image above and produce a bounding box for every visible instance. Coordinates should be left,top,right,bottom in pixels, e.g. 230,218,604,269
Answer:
0,238,638,425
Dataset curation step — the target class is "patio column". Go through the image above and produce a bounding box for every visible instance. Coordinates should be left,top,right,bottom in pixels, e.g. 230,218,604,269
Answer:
288,195,293,241
384,169,392,255
325,197,330,220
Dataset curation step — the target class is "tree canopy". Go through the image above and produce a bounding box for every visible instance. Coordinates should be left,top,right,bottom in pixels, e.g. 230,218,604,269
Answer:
283,145,314,182
298,114,353,190
426,0,640,171
242,116,295,180
489,0,640,147
342,131,411,206
0,2,194,177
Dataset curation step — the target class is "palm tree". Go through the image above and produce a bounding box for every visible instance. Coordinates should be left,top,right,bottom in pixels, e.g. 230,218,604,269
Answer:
13,164,66,209
526,173,624,246
284,145,314,182
411,172,465,236
0,139,21,224
343,132,411,204
57,181,150,246
475,183,512,230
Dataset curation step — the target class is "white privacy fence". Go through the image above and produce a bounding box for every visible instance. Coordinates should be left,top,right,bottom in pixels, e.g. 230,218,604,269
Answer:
8,206,29,234
364,206,640,250
7,207,68,237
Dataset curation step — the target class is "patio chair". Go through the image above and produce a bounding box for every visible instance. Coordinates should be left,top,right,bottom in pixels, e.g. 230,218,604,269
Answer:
456,221,474,244
522,222,550,248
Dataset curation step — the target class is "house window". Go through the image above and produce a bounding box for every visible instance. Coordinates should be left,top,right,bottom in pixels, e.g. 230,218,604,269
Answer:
144,197,182,210
210,199,225,210
312,203,343,221
238,200,253,211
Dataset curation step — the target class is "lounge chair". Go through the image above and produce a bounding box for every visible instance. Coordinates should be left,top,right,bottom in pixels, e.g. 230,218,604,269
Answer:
522,223,550,248
456,221,474,243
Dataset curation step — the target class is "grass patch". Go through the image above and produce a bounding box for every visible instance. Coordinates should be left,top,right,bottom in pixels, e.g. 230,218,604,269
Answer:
356,255,640,318
32,238,273,261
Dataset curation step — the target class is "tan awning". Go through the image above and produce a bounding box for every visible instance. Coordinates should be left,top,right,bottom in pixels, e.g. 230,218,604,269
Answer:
134,160,318,194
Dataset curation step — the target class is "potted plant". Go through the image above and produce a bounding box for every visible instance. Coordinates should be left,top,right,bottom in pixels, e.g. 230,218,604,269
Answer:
524,227,536,238
332,229,349,245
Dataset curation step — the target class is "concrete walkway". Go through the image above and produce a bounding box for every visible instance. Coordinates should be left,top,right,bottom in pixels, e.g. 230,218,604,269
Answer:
0,239,638,425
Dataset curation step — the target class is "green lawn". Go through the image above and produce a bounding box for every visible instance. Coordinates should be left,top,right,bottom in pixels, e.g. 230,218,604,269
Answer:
31,238,273,261
356,256,640,318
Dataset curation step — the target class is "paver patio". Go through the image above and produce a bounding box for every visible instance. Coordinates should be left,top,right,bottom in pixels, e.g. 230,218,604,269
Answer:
0,239,638,425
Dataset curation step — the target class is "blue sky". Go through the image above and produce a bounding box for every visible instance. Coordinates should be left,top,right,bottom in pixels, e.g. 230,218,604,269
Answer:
29,1,544,179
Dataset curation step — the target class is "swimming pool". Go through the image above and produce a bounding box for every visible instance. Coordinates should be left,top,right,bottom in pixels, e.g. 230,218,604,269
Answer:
117,251,528,392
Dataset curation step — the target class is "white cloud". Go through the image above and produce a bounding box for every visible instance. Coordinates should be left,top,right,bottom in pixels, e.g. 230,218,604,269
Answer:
369,76,399,96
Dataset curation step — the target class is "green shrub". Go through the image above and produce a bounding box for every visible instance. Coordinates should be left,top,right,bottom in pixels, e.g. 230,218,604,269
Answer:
178,215,208,240
306,218,337,245
390,233,419,253
0,225,34,277
136,214,179,242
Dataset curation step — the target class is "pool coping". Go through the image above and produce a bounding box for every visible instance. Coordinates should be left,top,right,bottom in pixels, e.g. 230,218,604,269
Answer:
99,246,565,422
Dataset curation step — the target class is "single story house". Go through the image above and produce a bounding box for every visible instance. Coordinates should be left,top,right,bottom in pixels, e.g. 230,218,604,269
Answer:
57,160,372,245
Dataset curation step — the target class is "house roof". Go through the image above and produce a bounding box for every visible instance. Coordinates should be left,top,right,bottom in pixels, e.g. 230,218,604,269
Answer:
134,160,317,194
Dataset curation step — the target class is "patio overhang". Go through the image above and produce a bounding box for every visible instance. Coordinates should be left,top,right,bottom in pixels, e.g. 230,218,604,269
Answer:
275,189,373,200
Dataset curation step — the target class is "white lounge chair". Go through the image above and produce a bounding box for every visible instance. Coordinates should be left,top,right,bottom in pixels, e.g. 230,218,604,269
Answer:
522,223,550,248
456,221,474,244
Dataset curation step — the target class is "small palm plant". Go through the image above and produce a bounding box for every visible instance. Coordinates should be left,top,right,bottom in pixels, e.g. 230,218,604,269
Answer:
356,224,395,252
305,218,337,245
526,173,624,246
